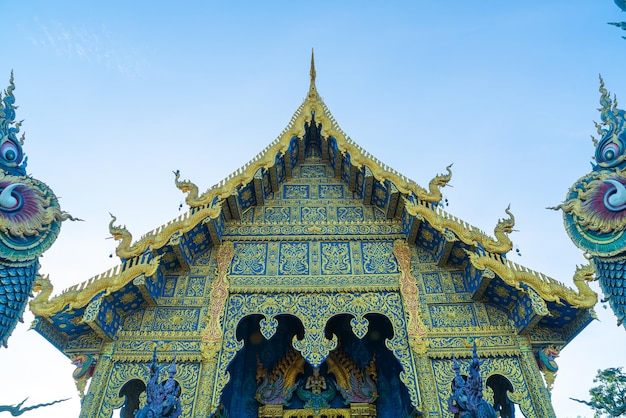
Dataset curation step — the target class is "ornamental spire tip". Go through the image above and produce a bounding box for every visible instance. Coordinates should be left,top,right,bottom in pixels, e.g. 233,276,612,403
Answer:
310,48,316,83
308,48,318,100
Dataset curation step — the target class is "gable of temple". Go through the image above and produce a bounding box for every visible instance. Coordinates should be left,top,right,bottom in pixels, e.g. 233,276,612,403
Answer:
30,54,597,418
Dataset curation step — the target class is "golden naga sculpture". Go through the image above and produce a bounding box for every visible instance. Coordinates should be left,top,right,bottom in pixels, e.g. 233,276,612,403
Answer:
421,164,453,203
326,350,377,394
173,170,201,208
173,149,285,209
255,350,306,405
405,201,515,255
108,205,220,259
466,251,597,309
29,255,161,317
108,213,134,253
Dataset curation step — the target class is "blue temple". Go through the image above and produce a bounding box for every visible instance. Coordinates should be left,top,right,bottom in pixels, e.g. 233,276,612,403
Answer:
25,55,597,417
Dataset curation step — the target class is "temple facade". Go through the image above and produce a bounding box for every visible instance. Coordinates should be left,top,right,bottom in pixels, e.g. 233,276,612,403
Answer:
30,56,597,417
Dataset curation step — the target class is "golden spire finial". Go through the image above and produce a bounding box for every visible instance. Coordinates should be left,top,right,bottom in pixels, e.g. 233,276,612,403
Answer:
310,48,316,83
308,48,318,100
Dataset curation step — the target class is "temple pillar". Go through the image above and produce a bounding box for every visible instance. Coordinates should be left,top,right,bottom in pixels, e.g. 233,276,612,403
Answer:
197,242,236,416
79,343,114,418
413,354,440,416
393,240,431,415
517,337,556,418
193,359,217,416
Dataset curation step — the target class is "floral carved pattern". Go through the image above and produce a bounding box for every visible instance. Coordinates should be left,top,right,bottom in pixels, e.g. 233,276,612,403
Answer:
321,242,351,275
362,242,397,274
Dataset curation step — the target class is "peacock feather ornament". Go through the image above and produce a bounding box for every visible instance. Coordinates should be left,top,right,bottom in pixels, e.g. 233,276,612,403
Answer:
0,72,75,348
553,76,626,329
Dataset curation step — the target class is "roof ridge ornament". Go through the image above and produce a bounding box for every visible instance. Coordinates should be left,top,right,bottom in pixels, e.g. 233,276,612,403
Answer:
308,48,319,101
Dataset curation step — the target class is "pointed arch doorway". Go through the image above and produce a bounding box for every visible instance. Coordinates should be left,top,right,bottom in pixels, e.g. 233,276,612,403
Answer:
218,311,417,418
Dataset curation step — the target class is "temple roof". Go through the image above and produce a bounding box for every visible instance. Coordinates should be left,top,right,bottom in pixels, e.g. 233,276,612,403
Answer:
30,53,597,355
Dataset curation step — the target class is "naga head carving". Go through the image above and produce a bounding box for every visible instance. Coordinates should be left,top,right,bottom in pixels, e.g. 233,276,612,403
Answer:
573,263,596,283
537,345,560,373
0,74,77,263
430,164,453,188
32,274,52,294
495,205,516,236
108,213,131,242
554,77,626,257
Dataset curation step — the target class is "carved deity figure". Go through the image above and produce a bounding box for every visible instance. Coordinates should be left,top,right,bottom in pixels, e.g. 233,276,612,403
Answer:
122,350,182,418
448,345,497,418
305,367,327,395
297,366,336,409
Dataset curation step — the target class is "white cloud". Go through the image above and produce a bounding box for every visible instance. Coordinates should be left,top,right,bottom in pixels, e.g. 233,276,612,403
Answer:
31,18,143,77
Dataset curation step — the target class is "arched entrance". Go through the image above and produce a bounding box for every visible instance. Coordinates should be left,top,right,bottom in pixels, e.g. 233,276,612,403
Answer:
217,306,419,417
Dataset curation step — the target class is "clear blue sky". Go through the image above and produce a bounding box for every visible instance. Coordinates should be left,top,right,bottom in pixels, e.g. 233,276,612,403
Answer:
2,1,626,417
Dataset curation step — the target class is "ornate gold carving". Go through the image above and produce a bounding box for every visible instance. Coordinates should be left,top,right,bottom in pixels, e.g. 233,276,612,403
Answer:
65,332,103,351
230,278,398,294
428,303,478,328
362,242,397,274
201,241,235,360
208,292,421,415
258,404,283,418
113,340,203,362
526,288,550,317
393,240,428,354
227,239,402,293
405,200,515,254
225,220,402,239
30,255,161,317
330,133,452,203
279,242,309,275
278,408,351,418
466,252,597,309
321,242,351,274
349,403,377,418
